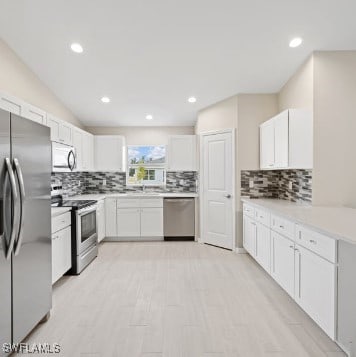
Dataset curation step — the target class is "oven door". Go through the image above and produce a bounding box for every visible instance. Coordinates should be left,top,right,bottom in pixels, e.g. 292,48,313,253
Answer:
76,206,98,254
52,142,76,172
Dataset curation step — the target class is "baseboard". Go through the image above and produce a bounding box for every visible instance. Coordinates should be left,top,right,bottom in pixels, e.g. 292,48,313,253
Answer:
197,237,204,244
235,247,247,254
104,236,164,242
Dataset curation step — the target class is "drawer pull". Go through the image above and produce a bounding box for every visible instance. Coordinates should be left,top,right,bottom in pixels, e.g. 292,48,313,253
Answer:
260,215,264,219
279,225,284,229
309,239,317,244
289,245,294,249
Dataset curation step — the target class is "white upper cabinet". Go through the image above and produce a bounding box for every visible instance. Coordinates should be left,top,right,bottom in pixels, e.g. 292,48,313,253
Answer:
82,132,95,171
47,114,72,145
167,135,197,171
260,109,312,170
274,111,289,168
289,109,313,169
260,120,275,169
72,128,83,171
94,135,125,172
22,103,47,125
0,92,23,115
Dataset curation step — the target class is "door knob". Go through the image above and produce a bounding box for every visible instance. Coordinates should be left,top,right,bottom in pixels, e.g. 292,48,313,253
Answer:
225,194,231,198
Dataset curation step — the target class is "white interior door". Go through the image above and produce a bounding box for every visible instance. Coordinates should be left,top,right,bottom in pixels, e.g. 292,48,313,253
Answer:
201,131,234,250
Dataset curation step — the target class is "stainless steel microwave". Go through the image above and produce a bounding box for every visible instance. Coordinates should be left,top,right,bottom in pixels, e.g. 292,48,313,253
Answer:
52,142,76,172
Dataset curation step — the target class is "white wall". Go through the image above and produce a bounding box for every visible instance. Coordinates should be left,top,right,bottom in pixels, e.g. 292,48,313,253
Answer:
0,38,83,128
278,56,314,112
87,126,194,145
313,51,356,207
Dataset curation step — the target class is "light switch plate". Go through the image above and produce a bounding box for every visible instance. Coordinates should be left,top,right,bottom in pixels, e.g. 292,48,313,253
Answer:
249,179,254,188
103,179,107,186
289,181,293,190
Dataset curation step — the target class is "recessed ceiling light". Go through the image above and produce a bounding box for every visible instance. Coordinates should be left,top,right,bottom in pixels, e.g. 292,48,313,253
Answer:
146,114,153,120
101,96,110,103
289,37,303,48
188,97,197,103
70,43,83,53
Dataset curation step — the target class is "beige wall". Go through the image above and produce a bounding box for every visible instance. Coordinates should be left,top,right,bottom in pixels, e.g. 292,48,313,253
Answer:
87,126,194,145
0,39,83,128
312,51,356,207
195,95,238,134
237,94,278,171
278,56,314,112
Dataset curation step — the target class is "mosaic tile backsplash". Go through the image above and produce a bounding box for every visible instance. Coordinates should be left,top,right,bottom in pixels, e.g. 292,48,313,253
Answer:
51,171,198,197
241,169,312,203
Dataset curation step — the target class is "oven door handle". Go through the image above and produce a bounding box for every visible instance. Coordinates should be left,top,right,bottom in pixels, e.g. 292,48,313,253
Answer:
77,206,97,216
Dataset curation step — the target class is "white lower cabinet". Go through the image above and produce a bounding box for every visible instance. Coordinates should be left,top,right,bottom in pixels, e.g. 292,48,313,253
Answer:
243,215,256,256
243,202,337,340
294,244,336,339
96,200,106,242
141,208,163,237
271,231,295,297
105,198,164,239
117,208,141,237
105,198,117,237
255,222,271,273
51,212,71,284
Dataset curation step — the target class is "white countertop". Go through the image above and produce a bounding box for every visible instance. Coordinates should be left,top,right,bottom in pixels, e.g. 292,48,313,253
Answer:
51,207,72,217
241,198,356,245
69,192,198,200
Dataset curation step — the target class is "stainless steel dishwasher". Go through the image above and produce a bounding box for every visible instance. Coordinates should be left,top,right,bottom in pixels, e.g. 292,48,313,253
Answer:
164,198,195,240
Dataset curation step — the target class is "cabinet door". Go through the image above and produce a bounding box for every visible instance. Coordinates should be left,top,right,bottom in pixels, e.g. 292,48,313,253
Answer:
117,208,141,237
274,111,289,168
288,109,313,169
59,122,72,145
141,208,163,237
82,132,94,171
255,222,271,273
0,92,23,115
260,121,275,169
243,215,256,256
295,244,336,339
271,231,295,297
72,129,83,171
105,198,117,237
52,234,61,284
47,114,60,142
94,135,125,171
52,226,71,284
62,227,72,274
167,135,197,171
97,201,106,242
22,103,47,125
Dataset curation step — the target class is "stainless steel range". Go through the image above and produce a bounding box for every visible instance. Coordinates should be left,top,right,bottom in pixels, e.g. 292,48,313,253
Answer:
52,196,98,274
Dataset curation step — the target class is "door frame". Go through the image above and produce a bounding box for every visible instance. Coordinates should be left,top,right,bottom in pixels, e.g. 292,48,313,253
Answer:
199,128,236,250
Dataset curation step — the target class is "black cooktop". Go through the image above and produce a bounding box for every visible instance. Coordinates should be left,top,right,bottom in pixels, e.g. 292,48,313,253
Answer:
51,195,97,210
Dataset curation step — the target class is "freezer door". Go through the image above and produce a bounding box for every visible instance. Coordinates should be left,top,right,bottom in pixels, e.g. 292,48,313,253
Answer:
0,110,12,356
11,115,52,344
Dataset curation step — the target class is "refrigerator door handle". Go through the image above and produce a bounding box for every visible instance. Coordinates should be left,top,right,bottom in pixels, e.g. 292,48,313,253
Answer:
13,158,26,256
3,158,20,259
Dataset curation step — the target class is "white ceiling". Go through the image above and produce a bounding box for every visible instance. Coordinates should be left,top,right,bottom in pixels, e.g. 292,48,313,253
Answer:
0,0,356,127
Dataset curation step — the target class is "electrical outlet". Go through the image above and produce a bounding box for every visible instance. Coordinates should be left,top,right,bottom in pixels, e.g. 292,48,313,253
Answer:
78,180,81,187
103,179,107,186
289,181,293,190
249,179,254,188
179,179,184,185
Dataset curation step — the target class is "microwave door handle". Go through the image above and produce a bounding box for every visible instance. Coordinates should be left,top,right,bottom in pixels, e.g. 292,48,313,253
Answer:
3,158,20,259
68,150,75,171
13,158,26,256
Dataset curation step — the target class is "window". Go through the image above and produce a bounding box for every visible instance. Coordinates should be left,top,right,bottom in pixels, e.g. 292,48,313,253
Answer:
127,145,166,185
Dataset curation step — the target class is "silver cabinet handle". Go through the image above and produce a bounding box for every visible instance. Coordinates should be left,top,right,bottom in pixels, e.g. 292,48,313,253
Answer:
225,194,231,199
13,158,26,256
3,158,20,259
289,245,294,249
309,239,317,244
279,225,284,229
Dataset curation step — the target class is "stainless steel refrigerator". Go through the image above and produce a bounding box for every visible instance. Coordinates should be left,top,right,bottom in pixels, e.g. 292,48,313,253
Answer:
0,109,52,355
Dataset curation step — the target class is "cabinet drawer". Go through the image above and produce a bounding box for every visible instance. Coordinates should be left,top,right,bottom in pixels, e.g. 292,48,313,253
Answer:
243,204,255,218
254,208,270,227
117,198,141,208
52,212,71,234
295,225,337,263
140,198,163,208
271,214,294,239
